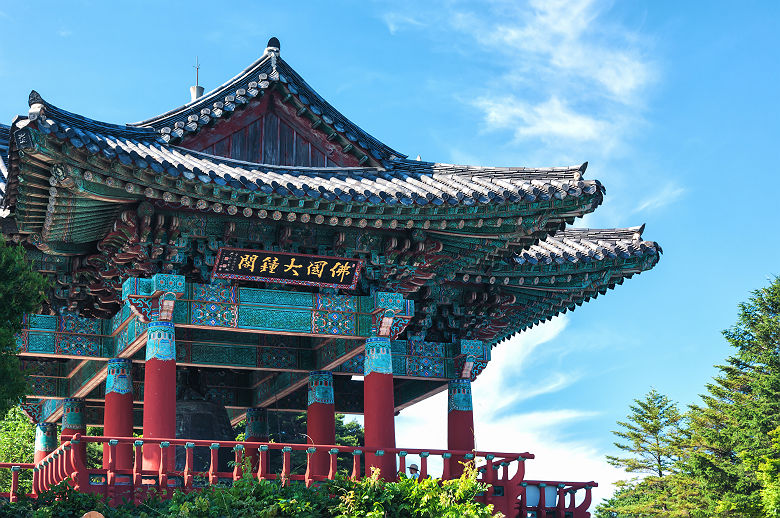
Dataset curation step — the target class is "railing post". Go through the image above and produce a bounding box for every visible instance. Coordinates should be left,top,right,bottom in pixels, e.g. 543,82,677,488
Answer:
398,451,407,477
514,457,526,482
537,482,547,516
442,452,452,480
159,441,170,489
557,483,566,517
281,446,292,486
183,442,195,490
59,446,70,487
567,487,577,513
519,482,529,517
10,466,20,503
328,449,339,480
32,466,39,495
107,439,119,506
233,445,244,481
351,450,362,480
500,460,510,481
484,454,496,485
575,485,594,518
69,435,86,491
256,445,269,481
132,440,143,505
305,447,316,487
47,453,56,490
419,452,429,480
208,443,220,485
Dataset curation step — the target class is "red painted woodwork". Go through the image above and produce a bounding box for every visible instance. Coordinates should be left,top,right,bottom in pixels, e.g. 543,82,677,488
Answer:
22,433,593,517
363,371,397,479
448,408,475,478
61,424,86,470
306,401,336,477
142,358,176,470
245,432,267,472
103,390,134,470
180,93,364,168
33,450,50,465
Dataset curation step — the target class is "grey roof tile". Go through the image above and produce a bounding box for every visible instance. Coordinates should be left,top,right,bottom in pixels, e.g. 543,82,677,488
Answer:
18,95,605,211
513,225,661,266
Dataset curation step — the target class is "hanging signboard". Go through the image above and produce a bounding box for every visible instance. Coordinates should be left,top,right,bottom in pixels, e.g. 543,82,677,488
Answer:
212,248,363,290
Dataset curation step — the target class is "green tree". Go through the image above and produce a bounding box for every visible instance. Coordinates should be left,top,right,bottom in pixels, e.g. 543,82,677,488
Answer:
597,389,692,517
685,277,780,516
606,389,683,477
0,406,35,494
0,238,48,415
758,427,780,517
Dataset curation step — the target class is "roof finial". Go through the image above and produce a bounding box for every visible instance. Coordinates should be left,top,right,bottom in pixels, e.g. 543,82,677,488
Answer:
267,37,280,53
190,56,204,102
265,37,281,80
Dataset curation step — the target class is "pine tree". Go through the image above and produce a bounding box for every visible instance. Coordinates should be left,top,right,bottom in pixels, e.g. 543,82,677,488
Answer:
685,277,780,516
0,238,48,415
606,389,683,477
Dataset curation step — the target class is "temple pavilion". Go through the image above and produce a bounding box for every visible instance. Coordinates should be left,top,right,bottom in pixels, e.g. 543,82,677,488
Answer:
0,37,660,509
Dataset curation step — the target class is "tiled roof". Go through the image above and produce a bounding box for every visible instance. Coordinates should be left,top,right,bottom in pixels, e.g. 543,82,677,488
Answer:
513,225,661,265
129,44,404,164
18,95,604,209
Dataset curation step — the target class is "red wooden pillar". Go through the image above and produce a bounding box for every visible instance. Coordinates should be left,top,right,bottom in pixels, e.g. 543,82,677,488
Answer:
34,423,57,464
61,398,86,466
142,321,176,470
448,378,475,477
245,407,268,469
363,336,396,479
103,358,134,469
307,371,335,477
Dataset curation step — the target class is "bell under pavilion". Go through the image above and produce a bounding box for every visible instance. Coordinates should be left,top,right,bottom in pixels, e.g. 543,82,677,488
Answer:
0,38,661,515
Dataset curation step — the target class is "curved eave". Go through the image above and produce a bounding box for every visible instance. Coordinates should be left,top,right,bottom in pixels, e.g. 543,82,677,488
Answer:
6,98,604,225
458,226,662,347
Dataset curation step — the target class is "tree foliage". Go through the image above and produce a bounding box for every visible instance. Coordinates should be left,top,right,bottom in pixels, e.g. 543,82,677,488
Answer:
597,277,780,517
0,238,48,415
0,464,497,517
0,406,35,495
606,389,683,477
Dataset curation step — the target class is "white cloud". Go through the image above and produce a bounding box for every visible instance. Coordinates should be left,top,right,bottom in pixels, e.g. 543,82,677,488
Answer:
58,29,72,37
382,12,424,35
473,95,613,144
632,182,686,214
395,316,628,508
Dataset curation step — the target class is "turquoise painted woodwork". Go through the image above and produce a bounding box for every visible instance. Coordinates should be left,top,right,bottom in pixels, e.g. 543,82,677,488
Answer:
152,273,185,294
364,336,393,375
245,408,268,438
308,371,334,406
461,340,489,361
106,358,133,395
34,423,57,452
146,322,176,361
448,379,473,412
373,292,404,312
62,397,85,430
41,399,60,422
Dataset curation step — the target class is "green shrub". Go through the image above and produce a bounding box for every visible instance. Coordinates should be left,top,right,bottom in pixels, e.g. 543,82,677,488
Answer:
0,465,499,517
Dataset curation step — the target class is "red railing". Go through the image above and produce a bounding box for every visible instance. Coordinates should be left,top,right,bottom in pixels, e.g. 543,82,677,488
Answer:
0,435,596,516
516,479,597,517
0,462,35,503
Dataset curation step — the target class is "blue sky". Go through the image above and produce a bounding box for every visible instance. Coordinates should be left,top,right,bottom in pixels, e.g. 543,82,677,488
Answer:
2,0,779,504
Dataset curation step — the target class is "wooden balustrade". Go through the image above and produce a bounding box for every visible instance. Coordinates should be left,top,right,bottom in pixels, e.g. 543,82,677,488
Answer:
0,434,596,516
